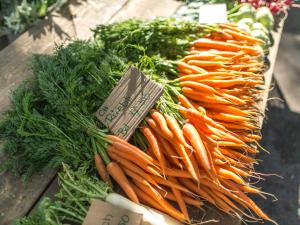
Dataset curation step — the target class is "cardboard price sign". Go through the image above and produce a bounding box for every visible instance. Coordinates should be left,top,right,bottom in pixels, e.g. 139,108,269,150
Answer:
199,4,227,24
96,66,163,140
83,199,143,225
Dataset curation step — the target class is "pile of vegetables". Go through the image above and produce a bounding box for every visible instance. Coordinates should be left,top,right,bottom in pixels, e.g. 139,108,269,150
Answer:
1,17,278,225
175,1,275,48
229,3,275,46
240,0,293,15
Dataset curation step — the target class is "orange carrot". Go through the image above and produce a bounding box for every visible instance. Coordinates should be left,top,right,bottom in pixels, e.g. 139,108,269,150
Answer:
177,61,207,74
156,188,202,208
106,161,139,203
94,154,112,186
140,126,167,175
223,29,265,45
133,178,187,222
180,80,217,94
182,123,211,173
157,135,183,168
177,94,196,110
172,142,199,182
149,110,174,140
216,167,245,185
180,178,216,204
108,150,159,186
131,182,166,213
193,38,259,55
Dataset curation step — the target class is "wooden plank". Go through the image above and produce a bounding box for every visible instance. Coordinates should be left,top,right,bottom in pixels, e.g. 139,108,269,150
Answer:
109,0,181,22
96,66,163,140
0,1,131,224
69,0,129,39
258,17,286,127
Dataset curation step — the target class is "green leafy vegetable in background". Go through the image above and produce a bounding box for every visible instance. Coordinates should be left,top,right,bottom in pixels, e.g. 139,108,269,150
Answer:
0,0,65,33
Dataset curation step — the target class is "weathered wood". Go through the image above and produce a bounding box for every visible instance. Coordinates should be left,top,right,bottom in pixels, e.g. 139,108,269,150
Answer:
258,17,286,127
96,66,163,140
69,0,129,39
109,0,181,22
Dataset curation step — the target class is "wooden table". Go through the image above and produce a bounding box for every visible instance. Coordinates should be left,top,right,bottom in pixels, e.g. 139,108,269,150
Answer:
0,0,285,224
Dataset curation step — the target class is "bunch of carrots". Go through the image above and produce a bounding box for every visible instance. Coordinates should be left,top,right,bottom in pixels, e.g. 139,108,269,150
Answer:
93,23,277,224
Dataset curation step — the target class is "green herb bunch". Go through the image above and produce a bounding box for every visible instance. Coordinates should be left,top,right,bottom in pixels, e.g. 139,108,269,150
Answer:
14,164,112,225
0,18,212,179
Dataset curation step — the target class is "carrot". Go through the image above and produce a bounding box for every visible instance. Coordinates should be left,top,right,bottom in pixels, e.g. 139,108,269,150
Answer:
183,53,218,61
172,142,199,182
163,167,194,178
178,72,237,82
193,38,259,55
151,174,194,195
177,61,207,74
133,178,187,222
199,79,263,88
149,110,174,140
180,80,217,94
109,141,156,166
223,29,265,45
94,154,112,186
199,103,248,116
140,126,167,175
219,147,256,164
182,123,211,173
217,121,258,130
183,108,228,133
184,93,231,105
177,94,196,110
168,176,190,221
216,166,245,185
157,135,183,168
131,182,166,213
222,180,276,223
156,188,202,208
208,112,250,123
189,150,201,181
188,60,229,68
106,161,139,203
108,150,159,186
165,114,188,147
180,178,216,204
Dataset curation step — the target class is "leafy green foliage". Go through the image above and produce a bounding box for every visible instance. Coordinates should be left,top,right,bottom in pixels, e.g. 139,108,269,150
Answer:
14,165,112,225
93,18,214,60
0,18,212,179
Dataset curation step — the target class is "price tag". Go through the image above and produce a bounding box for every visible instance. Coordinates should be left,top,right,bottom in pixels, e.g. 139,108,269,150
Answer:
83,199,143,225
96,66,163,140
199,4,227,24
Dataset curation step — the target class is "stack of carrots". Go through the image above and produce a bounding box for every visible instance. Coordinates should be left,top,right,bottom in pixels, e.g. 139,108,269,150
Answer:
94,23,277,224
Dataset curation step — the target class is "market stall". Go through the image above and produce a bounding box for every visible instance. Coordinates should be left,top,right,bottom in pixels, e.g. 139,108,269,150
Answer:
0,0,290,224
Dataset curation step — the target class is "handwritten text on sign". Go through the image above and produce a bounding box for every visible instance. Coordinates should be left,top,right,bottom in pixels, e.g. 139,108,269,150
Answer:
82,199,142,225
96,66,163,140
